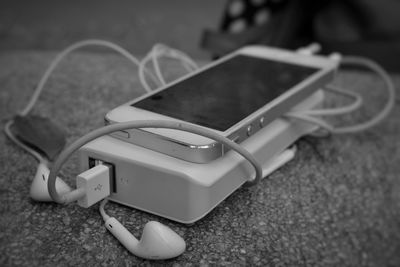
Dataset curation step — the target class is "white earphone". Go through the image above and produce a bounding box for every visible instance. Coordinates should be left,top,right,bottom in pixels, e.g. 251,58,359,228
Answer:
101,199,186,260
30,163,186,260
30,162,71,202
29,118,263,260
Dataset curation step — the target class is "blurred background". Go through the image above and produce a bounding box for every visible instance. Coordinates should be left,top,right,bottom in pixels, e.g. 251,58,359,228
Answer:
1,0,400,70
0,0,224,59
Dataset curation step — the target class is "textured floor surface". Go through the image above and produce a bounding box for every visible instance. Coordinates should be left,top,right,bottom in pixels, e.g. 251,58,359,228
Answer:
1,1,400,266
0,50,399,266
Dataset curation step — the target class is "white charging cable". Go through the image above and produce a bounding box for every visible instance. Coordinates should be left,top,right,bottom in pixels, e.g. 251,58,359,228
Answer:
139,43,198,89
4,39,198,164
20,39,198,115
4,120,46,164
47,120,262,204
286,56,396,134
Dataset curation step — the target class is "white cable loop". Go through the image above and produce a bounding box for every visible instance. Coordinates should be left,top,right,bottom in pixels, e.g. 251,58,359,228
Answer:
5,39,197,162
286,56,395,134
20,39,161,117
47,120,262,204
294,84,363,116
138,43,198,89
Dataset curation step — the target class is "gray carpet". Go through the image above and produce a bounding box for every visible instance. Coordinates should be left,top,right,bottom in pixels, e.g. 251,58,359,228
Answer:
0,50,399,266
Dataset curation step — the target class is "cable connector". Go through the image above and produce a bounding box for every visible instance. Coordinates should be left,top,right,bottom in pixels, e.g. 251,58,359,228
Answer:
76,164,112,208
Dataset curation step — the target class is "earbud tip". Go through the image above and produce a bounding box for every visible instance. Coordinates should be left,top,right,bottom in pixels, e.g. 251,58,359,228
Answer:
139,221,186,259
30,163,71,202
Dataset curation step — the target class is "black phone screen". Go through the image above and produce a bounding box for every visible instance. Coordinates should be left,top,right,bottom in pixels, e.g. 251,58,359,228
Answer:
133,55,319,131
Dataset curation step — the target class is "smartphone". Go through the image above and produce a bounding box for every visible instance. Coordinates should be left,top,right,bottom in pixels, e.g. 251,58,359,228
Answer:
105,46,338,163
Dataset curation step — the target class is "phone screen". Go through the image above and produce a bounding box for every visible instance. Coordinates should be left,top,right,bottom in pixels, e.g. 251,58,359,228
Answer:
133,55,319,131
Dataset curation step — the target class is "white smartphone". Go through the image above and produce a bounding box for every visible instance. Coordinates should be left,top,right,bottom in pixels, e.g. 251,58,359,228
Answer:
105,46,338,163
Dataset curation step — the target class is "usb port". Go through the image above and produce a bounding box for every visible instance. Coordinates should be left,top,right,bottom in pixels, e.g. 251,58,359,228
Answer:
88,157,116,193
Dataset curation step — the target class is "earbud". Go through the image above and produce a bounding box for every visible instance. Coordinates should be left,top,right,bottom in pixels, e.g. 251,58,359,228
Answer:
105,217,186,260
30,162,71,202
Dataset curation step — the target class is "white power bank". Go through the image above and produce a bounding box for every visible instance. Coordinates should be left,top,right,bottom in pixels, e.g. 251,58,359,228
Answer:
78,91,324,223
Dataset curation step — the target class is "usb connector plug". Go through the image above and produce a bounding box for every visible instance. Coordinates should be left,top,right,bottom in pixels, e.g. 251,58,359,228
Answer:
76,164,112,208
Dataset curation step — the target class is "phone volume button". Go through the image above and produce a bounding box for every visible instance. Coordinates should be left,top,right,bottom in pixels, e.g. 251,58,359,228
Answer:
246,125,253,136
259,117,265,128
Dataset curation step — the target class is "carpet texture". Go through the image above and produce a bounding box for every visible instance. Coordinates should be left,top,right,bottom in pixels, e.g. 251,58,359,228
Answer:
0,50,399,266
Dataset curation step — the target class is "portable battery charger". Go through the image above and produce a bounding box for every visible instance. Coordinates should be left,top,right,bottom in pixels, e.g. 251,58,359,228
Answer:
78,90,324,223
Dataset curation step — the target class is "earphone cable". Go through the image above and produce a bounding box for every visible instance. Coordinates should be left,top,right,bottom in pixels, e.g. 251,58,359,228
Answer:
4,120,47,164
19,39,160,117
297,84,363,116
99,198,110,221
4,39,197,163
286,56,395,134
